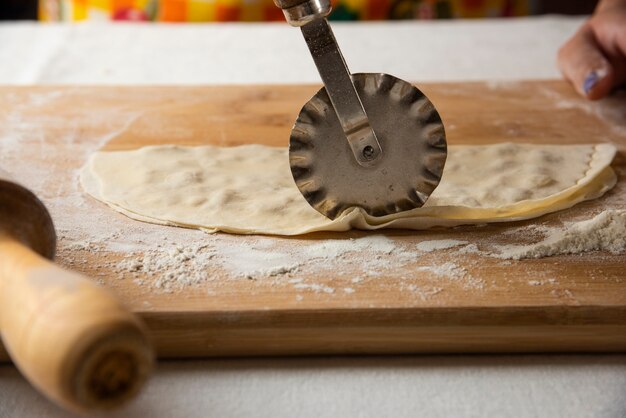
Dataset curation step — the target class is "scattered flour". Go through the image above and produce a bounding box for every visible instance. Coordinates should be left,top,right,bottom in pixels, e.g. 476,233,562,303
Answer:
417,262,466,279
416,239,468,252
115,243,215,291
456,243,481,255
500,224,552,236
527,278,558,286
293,283,335,294
60,208,624,294
214,235,402,282
492,210,626,260
306,236,398,258
405,285,444,301
416,262,484,289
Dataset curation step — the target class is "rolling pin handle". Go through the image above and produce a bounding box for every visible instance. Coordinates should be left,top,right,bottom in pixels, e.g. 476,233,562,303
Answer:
0,236,154,412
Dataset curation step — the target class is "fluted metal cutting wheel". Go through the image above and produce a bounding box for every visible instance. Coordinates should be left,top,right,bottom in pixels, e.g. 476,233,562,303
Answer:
289,72,448,219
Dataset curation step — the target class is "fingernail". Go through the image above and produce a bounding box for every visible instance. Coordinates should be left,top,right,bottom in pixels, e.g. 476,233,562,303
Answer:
582,68,608,96
583,71,600,95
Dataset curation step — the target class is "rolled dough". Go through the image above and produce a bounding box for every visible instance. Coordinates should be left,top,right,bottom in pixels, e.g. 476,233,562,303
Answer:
80,143,617,235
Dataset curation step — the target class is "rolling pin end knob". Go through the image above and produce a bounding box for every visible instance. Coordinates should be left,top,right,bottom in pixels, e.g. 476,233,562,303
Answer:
69,324,154,411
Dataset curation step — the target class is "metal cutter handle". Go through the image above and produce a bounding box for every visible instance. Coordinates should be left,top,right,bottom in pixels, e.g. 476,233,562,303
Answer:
274,0,383,167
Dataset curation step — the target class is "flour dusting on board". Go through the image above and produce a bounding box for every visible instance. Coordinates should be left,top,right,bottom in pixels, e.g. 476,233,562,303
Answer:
217,235,399,280
541,87,626,136
105,235,432,292
492,210,626,260
1,89,625,303
116,243,216,289
416,239,469,252
416,262,483,289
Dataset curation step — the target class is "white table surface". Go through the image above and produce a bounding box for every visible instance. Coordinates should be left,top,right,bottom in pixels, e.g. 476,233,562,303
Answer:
1,16,625,418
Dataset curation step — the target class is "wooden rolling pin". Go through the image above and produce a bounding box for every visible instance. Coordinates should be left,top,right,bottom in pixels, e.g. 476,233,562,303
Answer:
0,169,153,412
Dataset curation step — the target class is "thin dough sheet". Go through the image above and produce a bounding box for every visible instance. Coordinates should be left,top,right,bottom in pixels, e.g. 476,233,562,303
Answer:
80,143,617,235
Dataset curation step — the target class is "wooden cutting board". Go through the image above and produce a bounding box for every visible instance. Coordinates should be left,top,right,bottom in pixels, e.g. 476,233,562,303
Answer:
1,80,625,360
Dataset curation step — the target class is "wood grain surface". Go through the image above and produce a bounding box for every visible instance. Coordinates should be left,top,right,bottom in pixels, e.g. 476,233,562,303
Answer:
1,80,625,359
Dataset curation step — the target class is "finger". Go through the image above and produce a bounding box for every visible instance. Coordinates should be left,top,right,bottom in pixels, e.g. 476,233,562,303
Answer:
590,13,626,89
557,23,615,100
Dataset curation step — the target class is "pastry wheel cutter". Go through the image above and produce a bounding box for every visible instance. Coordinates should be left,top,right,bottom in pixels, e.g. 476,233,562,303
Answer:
274,0,447,219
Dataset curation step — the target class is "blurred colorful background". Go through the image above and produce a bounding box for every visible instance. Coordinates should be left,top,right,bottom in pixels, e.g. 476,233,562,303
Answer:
37,0,530,22
0,0,598,22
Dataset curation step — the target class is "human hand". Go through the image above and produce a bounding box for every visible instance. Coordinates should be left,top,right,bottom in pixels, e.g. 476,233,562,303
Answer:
557,0,626,100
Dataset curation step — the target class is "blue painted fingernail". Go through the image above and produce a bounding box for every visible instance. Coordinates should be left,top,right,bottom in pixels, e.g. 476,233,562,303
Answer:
583,71,600,95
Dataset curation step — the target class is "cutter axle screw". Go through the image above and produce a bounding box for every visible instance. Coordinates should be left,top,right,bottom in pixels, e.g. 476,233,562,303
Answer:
362,145,376,160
